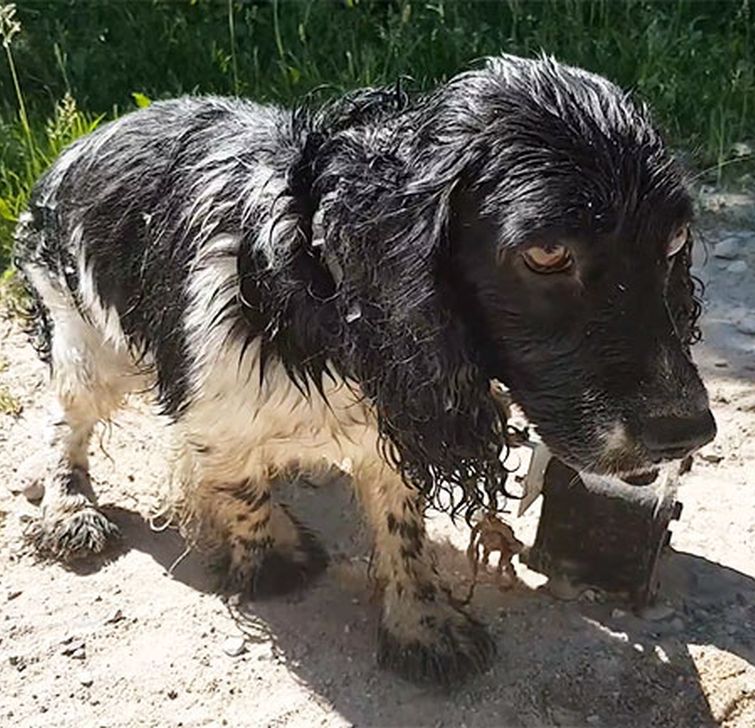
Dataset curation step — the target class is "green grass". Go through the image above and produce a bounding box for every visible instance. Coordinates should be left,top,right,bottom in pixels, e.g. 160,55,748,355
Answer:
0,93,102,254
1,0,753,271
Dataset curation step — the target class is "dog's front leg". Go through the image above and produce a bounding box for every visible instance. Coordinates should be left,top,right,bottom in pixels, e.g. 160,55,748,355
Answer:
352,460,495,686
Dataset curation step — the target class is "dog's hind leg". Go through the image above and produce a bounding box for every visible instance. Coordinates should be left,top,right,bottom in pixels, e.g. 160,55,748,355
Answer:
185,471,328,598
21,266,135,560
352,460,496,686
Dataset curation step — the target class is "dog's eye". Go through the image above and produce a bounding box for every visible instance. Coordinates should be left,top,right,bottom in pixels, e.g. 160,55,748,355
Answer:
667,225,689,257
522,244,573,274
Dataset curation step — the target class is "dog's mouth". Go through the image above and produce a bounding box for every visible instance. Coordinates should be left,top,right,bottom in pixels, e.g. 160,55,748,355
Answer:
621,468,660,486
582,439,668,486
554,445,663,487
524,437,663,488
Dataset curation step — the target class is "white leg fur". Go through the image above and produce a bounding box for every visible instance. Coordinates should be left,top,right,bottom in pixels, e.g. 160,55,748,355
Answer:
24,264,139,557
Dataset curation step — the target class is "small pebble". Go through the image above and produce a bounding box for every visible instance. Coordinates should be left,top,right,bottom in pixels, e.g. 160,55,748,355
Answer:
699,449,724,464
581,588,604,603
22,479,45,502
736,316,755,335
104,609,125,625
79,672,94,687
641,603,675,621
713,238,740,259
728,260,749,274
222,636,246,657
701,451,724,467
61,638,86,658
611,608,626,619
7,590,22,601
546,576,582,601
587,715,600,725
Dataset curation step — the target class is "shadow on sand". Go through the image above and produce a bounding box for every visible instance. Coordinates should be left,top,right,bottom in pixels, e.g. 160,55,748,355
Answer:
91,480,753,728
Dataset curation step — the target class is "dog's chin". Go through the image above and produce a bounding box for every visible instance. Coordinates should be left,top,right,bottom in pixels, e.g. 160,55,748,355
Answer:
547,444,662,487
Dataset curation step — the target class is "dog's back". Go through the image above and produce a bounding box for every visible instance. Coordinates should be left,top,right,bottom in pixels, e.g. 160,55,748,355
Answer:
15,97,306,409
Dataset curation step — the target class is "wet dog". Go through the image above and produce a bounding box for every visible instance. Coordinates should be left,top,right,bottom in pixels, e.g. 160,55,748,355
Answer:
14,54,715,685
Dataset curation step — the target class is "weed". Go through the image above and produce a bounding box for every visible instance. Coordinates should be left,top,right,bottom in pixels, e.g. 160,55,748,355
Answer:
0,384,21,416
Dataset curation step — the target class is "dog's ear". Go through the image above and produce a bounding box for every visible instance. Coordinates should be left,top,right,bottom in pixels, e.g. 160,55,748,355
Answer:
667,234,703,349
319,149,506,514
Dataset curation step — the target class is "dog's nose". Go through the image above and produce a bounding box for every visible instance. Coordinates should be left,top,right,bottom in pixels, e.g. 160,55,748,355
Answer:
640,410,717,460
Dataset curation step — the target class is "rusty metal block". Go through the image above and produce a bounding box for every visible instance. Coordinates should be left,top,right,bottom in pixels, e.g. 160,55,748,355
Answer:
522,458,681,611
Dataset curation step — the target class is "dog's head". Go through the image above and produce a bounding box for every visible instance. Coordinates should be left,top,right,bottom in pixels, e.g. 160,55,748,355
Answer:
316,54,715,504
447,56,716,481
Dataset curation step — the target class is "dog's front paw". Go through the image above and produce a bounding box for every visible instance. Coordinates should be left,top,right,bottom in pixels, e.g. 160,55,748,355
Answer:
377,586,496,686
27,506,120,560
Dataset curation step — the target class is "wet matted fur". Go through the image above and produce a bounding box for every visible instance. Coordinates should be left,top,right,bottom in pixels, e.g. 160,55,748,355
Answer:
14,54,715,686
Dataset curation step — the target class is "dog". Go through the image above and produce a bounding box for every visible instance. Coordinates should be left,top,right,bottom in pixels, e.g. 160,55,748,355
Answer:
14,54,716,686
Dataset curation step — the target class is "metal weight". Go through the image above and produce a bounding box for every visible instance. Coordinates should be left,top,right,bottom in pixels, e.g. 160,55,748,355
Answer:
522,458,682,611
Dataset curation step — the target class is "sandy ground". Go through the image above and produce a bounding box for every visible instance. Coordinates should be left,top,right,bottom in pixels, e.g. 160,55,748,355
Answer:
1,201,754,728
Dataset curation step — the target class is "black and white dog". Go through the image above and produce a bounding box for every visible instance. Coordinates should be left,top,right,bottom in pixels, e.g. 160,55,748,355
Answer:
15,55,715,685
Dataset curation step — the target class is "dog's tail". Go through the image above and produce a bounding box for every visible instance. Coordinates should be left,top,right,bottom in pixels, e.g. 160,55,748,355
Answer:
12,207,56,366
